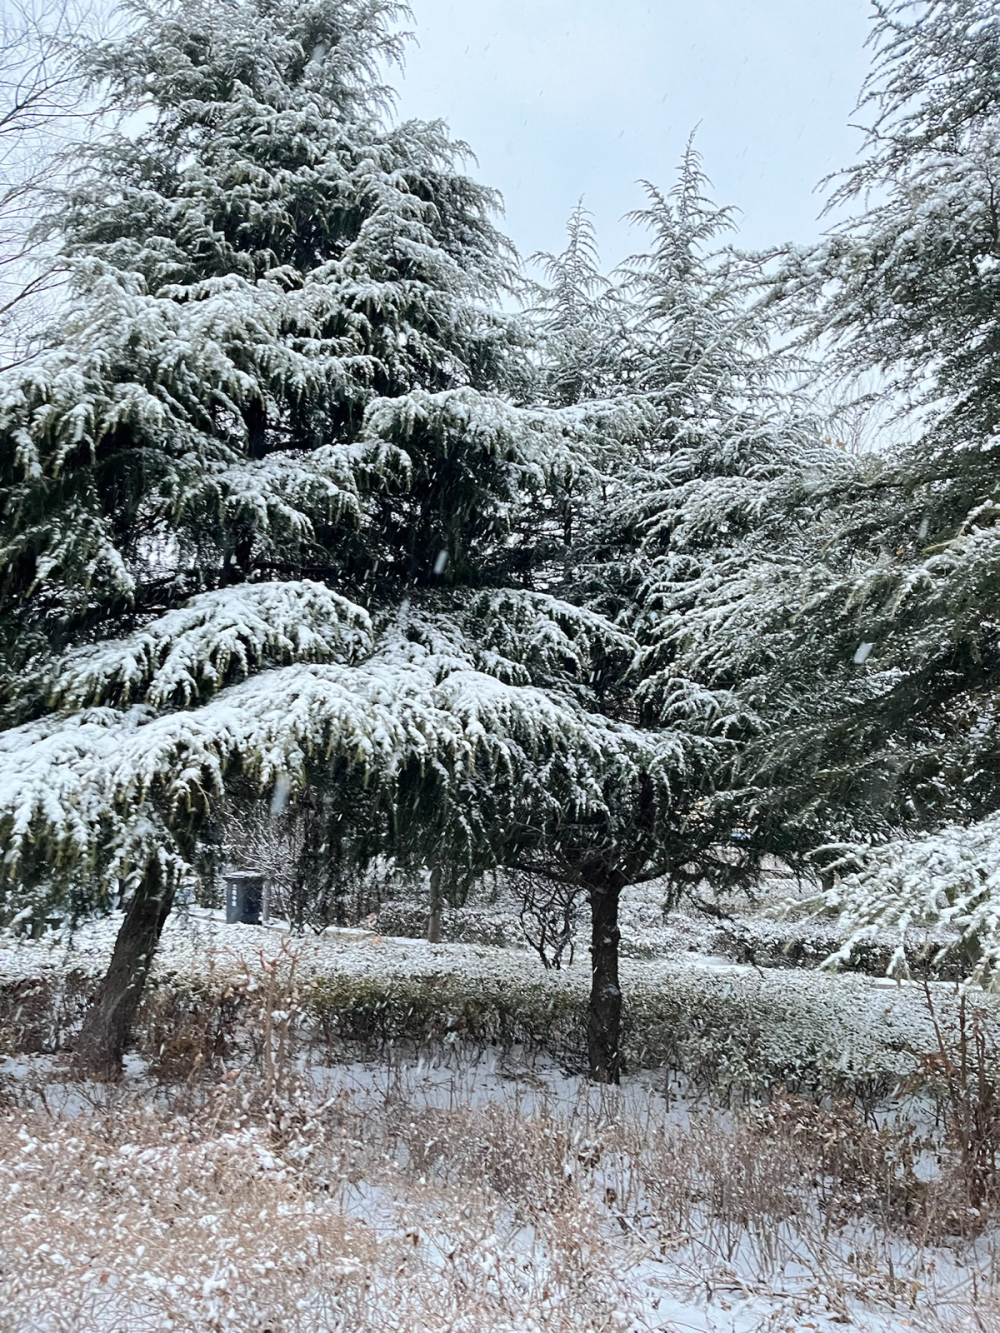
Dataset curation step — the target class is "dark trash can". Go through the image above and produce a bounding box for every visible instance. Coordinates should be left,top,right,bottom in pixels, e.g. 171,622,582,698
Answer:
225,873,265,925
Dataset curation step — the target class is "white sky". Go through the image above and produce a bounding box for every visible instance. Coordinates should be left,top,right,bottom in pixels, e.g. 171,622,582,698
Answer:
392,0,875,268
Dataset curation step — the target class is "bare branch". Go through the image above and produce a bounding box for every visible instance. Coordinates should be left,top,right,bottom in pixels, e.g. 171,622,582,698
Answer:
0,0,106,362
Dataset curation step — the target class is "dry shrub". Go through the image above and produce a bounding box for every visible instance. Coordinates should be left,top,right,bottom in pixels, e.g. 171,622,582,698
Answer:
387,1100,590,1216
0,971,92,1054
0,1095,378,1332
913,1302,1000,1333
0,1080,660,1332
137,981,242,1079
136,940,311,1090
584,1089,941,1308
917,986,1000,1217
617,1106,815,1268
1,1056,999,1331
745,1089,925,1224
6,940,1000,1327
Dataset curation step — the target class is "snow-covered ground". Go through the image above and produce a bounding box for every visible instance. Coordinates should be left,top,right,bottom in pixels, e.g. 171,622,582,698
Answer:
0,1044,995,1333
2,908,999,1331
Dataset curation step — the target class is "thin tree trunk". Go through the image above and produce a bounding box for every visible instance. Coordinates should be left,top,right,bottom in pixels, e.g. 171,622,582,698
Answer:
426,864,442,944
74,864,174,1080
586,865,626,1084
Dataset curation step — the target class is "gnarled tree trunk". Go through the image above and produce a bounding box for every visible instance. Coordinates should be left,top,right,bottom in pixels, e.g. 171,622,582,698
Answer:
74,864,174,1080
585,863,626,1084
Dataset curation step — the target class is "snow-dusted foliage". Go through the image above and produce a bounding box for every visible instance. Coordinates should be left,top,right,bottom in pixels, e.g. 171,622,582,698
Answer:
529,203,629,410
702,0,1000,870
0,0,710,1070
382,589,637,693
550,10,1000,911
0,594,691,909
817,813,1000,985
360,385,599,586
616,154,841,696
531,150,856,881
620,1,1000,956
0,0,534,664
21,0,984,1071
764,3,1000,722
0,249,401,625
48,581,374,709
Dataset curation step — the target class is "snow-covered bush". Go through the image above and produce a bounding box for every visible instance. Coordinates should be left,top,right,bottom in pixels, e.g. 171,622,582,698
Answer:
6,915,996,1103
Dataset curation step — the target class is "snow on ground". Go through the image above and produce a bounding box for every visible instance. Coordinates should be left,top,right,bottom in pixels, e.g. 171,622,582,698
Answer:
372,875,961,976
0,1045,993,1333
3,909,1000,1330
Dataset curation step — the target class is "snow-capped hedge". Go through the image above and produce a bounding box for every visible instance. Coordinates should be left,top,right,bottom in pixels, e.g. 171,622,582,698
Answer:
2,913,994,1102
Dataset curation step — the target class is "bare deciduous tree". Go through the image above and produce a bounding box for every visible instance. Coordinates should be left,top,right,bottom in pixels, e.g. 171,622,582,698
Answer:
0,0,99,363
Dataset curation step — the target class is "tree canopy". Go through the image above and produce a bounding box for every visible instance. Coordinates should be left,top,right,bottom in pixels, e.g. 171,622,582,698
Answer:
679,0,1000,977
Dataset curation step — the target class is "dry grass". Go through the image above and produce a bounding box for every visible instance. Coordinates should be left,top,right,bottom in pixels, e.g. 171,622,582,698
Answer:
0,1055,999,1333
0,1072,657,1332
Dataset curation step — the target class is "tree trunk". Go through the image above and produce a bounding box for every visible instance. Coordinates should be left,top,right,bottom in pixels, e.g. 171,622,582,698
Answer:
426,864,442,944
586,865,626,1084
73,864,174,1080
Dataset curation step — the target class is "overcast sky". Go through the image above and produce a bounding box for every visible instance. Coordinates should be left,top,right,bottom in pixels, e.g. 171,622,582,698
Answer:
391,0,875,269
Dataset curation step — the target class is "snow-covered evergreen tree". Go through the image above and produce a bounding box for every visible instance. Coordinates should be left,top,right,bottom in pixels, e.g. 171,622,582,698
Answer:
551,151,849,889
529,202,629,411
493,157,847,1073
0,0,711,1081
783,0,1000,978
664,0,1000,978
